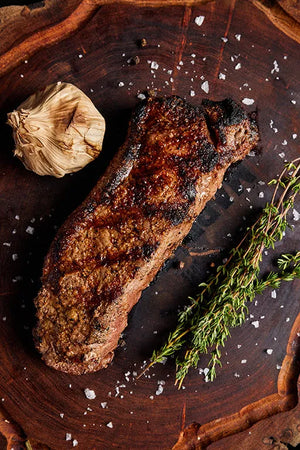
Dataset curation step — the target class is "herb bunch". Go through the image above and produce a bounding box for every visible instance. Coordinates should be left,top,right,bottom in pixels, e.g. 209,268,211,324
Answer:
139,159,300,387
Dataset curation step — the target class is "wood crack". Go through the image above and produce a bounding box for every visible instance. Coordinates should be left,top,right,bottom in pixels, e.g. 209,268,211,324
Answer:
214,0,236,80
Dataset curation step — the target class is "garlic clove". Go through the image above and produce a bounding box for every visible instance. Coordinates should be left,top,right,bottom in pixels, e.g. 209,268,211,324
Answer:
7,82,106,178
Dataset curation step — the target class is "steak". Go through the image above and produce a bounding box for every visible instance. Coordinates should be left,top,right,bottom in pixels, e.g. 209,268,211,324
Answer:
33,96,259,374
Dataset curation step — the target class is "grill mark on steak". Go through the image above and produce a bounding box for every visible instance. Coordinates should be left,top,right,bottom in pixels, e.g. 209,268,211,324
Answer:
33,96,259,374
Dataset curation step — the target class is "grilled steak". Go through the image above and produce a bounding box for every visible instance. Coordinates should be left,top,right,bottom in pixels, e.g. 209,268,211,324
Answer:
34,96,258,374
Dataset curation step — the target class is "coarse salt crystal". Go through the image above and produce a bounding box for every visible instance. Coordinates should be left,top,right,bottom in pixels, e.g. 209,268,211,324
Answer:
276,364,282,370
251,321,259,328
15,215,20,220
218,72,226,80
101,402,107,408
151,61,159,70
26,226,34,235
282,140,287,145
259,192,264,198
66,433,72,441
279,152,285,159
235,34,241,41
78,54,83,58
291,99,296,104
242,98,254,105
201,81,209,93
12,254,18,261
137,93,146,100
118,82,124,87
286,317,290,322
271,290,277,298
235,63,241,70
155,385,164,396
266,349,273,355
234,372,240,378
293,209,300,221
60,413,64,418
241,359,247,364
292,134,297,139
271,60,279,74
3,242,11,247
73,440,78,447
221,37,228,43
106,422,113,428
84,388,96,400
194,16,205,27
190,90,195,97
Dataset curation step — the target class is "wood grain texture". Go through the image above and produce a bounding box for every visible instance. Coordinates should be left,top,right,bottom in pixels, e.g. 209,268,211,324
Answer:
0,0,299,449
251,0,300,44
0,0,299,79
173,312,300,449
0,0,212,78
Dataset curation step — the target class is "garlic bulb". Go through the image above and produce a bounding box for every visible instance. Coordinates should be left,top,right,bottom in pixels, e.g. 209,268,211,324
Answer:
7,82,105,177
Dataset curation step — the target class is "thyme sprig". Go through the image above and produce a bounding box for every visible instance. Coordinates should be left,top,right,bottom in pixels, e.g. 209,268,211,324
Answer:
139,158,300,387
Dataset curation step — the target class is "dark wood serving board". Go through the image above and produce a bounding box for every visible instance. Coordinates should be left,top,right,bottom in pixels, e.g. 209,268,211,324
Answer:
0,1,299,449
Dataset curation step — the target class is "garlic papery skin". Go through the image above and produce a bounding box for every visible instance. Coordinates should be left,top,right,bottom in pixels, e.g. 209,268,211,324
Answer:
7,82,106,178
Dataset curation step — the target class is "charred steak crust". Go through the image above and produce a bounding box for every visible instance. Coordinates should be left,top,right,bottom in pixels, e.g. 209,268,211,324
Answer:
34,96,259,374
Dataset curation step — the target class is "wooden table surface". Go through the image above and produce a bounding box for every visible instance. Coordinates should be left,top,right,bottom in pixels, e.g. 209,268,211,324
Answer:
0,1,299,449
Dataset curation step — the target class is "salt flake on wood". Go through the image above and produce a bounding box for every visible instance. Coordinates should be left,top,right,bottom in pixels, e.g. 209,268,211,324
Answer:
84,388,96,400
293,209,300,221
201,81,209,93
26,226,34,234
194,16,205,27
242,98,254,105
271,60,279,74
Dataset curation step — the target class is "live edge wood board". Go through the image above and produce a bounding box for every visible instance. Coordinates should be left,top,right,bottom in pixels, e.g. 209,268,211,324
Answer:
0,1,299,449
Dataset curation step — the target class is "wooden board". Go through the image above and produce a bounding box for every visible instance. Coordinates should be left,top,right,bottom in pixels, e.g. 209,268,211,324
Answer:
0,1,299,449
